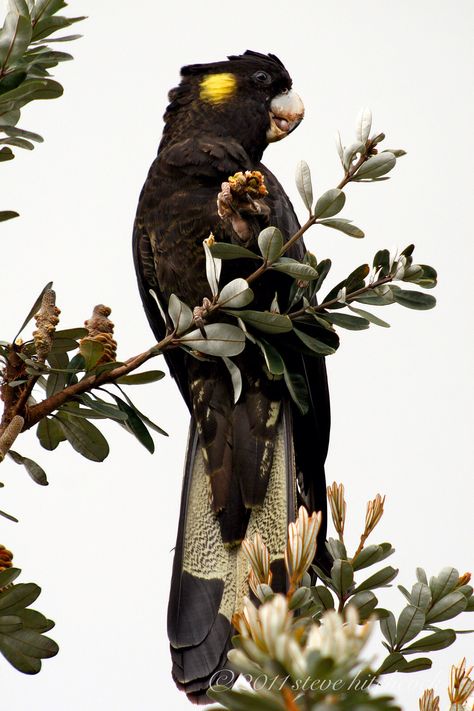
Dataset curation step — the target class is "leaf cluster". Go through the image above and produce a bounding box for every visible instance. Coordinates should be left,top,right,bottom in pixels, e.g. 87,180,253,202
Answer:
0,567,57,674
0,0,84,221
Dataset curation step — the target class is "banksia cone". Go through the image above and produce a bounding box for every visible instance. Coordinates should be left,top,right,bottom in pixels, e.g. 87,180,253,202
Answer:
0,545,13,572
228,170,268,199
33,289,60,362
81,305,117,365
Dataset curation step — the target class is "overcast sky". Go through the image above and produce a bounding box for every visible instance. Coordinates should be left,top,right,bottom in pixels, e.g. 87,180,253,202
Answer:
0,1,473,709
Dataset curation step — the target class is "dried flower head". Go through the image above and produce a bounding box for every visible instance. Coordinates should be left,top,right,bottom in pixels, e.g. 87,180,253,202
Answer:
0,545,13,572
242,532,272,598
457,572,472,588
228,170,268,199
327,482,347,539
419,689,440,711
449,658,474,706
285,506,322,588
33,289,60,362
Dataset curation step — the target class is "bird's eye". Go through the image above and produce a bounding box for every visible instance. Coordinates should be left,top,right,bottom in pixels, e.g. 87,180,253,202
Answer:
252,70,271,85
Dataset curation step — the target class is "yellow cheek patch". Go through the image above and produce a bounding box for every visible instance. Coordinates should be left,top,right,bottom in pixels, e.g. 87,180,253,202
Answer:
200,73,237,104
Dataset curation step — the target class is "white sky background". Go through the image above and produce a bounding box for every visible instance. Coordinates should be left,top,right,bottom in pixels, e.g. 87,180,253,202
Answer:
0,0,473,709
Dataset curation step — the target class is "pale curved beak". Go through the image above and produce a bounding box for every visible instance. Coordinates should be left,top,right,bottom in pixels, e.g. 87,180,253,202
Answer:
266,89,305,143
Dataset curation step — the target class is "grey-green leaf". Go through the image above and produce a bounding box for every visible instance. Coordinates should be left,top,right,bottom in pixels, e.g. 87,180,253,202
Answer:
348,304,390,327
283,367,309,415
255,339,285,375
222,357,242,404
353,566,399,593
0,583,41,614
7,450,48,486
293,327,336,356
314,189,346,219
354,152,396,180
112,395,155,454
226,310,292,335
403,629,456,655
321,313,370,330
396,605,425,647
318,218,364,238
295,160,313,212
429,567,459,602
218,278,254,309
311,585,335,611
257,226,283,262
410,582,432,611
331,559,354,595
377,652,406,675
116,371,165,386
380,611,397,648
271,258,318,280
179,323,246,356
79,338,105,371
349,591,378,620
37,416,64,452
426,591,467,623
392,289,436,310
168,293,193,335
0,12,32,71
14,281,53,341
56,413,109,462
356,107,372,143
209,242,259,260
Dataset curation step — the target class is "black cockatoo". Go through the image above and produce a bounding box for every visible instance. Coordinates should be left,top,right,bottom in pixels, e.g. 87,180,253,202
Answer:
133,50,331,704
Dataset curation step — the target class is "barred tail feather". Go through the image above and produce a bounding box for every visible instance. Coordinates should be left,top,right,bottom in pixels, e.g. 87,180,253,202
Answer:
167,404,296,703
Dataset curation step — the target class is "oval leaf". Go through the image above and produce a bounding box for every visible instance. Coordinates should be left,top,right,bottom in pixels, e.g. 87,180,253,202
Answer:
403,629,456,655
271,258,318,280
222,357,242,404
293,327,336,356
168,294,193,335
318,218,364,238
426,591,467,623
179,323,246,356
356,107,372,143
117,371,165,386
353,566,399,593
321,313,370,330
218,279,254,309
56,413,109,462
354,152,396,180
226,310,292,335
396,605,425,647
314,189,346,219
348,305,390,328
295,160,313,212
392,289,436,310
258,226,283,262
331,559,354,596
209,242,260,260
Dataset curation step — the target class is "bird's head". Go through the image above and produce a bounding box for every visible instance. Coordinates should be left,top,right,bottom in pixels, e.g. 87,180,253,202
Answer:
162,50,304,162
